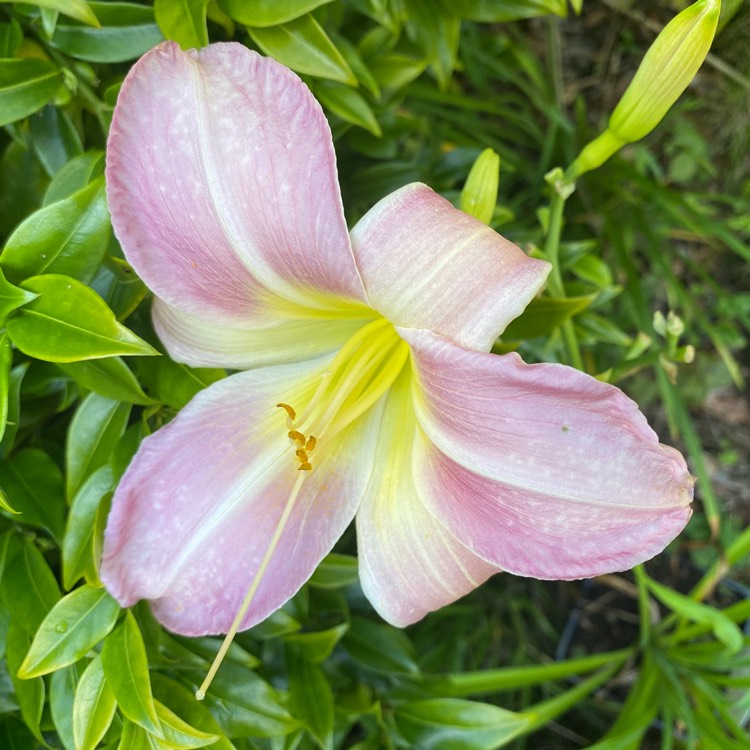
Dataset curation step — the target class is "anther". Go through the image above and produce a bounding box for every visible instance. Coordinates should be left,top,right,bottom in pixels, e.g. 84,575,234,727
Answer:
305,436,317,452
298,462,312,471
295,449,309,462
288,430,306,446
277,403,296,421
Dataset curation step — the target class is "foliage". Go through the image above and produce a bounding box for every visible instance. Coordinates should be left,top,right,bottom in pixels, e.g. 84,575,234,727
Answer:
0,0,748,747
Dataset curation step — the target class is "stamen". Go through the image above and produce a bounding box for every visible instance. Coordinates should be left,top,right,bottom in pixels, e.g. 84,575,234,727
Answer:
295,449,309,462
288,430,306,446
298,462,312,471
196,473,307,701
305,436,317,452
276,403,296,421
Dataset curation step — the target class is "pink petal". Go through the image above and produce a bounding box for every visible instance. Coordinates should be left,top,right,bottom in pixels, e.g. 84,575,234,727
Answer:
101,360,378,636
350,184,550,352
401,328,693,579
356,373,499,627
153,297,373,369
106,41,366,326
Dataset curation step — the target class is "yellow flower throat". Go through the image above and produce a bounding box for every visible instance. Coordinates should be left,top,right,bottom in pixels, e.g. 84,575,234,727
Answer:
277,317,409,471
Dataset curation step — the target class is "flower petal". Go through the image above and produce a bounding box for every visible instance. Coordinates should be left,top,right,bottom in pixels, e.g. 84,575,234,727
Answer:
350,183,550,351
401,328,693,579
106,41,367,324
101,360,378,636
153,297,373,369
357,371,499,627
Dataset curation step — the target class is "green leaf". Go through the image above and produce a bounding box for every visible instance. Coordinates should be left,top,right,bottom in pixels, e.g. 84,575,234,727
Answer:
101,611,162,736
43,151,105,206
248,14,356,85
648,578,744,653
0,268,39,325
443,0,567,21
1,0,101,26
314,80,381,135
501,294,596,340
50,665,79,750
287,645,334,747
137,355,224,410
58,357,155,406
66,393,131,501
153,700,220,748
63,465,114,589
0,363,28,457
154,0,209,48
1,536,61,632
395,698,531,750
285,623,348,663
1,178,110,284
0,59,62,127
91,259,149,321
368,53,426,89
7,274,158,363
117,720,152,750
405,0,460,89
308,552,358,589
0,447,65,542
221,0,333,26
73,655,117,750
343,617,420,675
6,620,46,743
0,19,23,57
18,585,120,678
29,105,84,177
51,2,164,63
0,332,12,442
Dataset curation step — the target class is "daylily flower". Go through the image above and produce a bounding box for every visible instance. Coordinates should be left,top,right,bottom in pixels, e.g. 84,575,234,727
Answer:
101,43,693,661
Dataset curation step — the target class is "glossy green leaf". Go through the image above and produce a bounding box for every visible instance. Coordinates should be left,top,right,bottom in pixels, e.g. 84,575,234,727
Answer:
66,393,130,501
155,0,209,48
368,53,426,89
248,14,356,85
1,0,100,25
198,662,299,737
221,0,333,26
0,268,39,325
308,553,358,589
137,355,224,410
51,2,164,63
50,665,79,750
63,466,114,589
0,332,12,442
153,700,220,748
57,357,155,406
29,105,84,177
1,536,61,632
405,0,460,89
442,0,568,21
343,617,419,675
287,645,334,747
6,620,46,742
395,698,531,749
285,623,348,663
0,19,23,57
91,258,149,321
0,363,28,457
1,178,110,284
8,274,158,363
73,655,117,750
43,151,105,206
0,59,62,127
101,611,162,736
501,294,596,340
18,585,120,678
0,447,65,541
314,80,381,135
118,720,152,750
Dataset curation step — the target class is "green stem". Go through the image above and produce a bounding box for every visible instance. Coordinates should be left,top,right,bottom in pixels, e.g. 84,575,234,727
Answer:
633,565,652,648
543,191,584,370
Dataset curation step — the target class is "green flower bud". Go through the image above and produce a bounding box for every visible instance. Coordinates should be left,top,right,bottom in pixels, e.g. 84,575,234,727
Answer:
460,148,500,225
569,0,720,178
609,0,720,143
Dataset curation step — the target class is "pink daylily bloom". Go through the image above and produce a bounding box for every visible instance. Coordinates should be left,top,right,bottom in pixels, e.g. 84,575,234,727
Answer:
101,42,693,641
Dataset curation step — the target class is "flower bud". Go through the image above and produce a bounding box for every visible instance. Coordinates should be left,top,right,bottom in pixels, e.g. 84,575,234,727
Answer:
460,148,500,225
609,0,720,143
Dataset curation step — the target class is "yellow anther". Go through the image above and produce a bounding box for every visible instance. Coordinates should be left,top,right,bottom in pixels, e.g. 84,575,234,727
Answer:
277,403,296,421
295,449,309,462
288,430,306,447
298,462,312,471
305,436,317,452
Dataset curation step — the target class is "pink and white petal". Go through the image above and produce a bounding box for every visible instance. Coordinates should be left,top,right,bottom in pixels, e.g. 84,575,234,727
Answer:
400,328,693,578
357,372,499,627
101,359,379,636
153,297,373,370
107,41,366,323
350,184,550,352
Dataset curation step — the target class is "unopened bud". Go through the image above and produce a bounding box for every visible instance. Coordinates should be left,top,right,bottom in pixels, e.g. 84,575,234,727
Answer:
460,148,500,225
569,0,720,178
653,311,668,336
666,311,685,337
